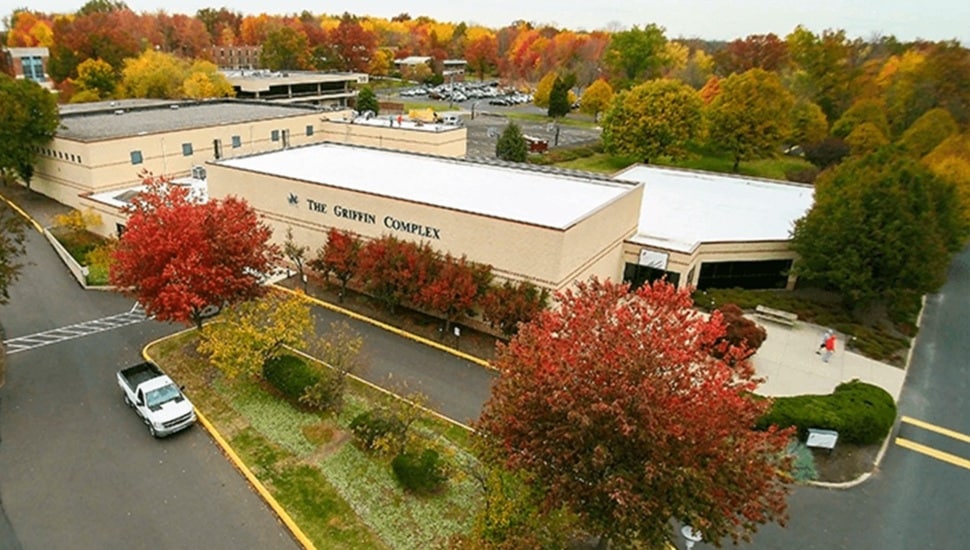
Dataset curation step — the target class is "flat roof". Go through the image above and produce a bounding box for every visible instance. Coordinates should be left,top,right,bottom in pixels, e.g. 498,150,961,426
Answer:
217,143,637,230
56,100,320,142
223,70,367,92
615,165,814,253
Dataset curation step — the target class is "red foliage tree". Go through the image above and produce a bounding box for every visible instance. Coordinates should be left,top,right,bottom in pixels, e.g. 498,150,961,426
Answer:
110,175,280,329
310,227,361,302
327,13,377,73
476,278,793,548
715,33,789,75
710,303,768,364
356,235,434,313
417,253,491,334
480,280,549,337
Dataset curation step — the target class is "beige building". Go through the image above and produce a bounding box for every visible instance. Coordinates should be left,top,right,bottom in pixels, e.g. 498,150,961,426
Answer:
615,165,814,290
209,143,643,291
30,99,813,292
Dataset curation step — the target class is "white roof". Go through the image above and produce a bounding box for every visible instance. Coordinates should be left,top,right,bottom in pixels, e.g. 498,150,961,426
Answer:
616,165,815,253
217,144,635,230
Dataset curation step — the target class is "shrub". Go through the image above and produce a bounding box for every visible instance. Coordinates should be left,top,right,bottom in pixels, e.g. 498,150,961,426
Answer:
391,449,448,495
787,441,818,482
263,355,320,402
757,380,896,445
299,369,346,412
711,303,767,363
349,409,405,452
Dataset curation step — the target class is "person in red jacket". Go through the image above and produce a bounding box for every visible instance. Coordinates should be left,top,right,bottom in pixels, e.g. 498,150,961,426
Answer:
821,333,837,363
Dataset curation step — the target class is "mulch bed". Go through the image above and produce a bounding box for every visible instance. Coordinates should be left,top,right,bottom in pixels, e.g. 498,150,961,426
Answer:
811,443,882,483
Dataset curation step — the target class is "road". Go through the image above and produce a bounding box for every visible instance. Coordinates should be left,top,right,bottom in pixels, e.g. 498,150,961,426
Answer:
696,243,970,549
0,229,298,550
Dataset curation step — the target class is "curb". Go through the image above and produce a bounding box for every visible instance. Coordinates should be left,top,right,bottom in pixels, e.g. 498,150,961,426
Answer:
0,192,44,234
142,336,317,550
273,284,495,370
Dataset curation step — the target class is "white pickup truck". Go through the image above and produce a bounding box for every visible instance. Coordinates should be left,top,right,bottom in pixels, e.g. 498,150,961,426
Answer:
117,362,196,438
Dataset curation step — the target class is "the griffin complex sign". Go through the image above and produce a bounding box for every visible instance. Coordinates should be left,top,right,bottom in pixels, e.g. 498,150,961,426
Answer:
291,193,442,239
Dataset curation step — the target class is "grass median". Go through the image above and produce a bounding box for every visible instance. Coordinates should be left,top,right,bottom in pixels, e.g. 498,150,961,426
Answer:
148,330,480,549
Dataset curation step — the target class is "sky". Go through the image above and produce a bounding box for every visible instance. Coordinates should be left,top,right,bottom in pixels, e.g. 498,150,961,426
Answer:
12,0,970,44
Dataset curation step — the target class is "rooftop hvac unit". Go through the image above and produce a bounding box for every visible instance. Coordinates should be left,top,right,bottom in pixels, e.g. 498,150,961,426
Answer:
191,165,206,180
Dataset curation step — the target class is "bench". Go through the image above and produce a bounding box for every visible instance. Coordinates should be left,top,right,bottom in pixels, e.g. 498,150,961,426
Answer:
754,305,798,327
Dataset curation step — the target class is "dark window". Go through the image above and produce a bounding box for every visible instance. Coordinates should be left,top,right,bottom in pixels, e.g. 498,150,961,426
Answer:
623,263,680,290
182,142,193,156
271,130,280,142
213,139,223,159
281,129,290,148
130,151,143,165
305,125,314,136
697,259,792,290
231,135,241,148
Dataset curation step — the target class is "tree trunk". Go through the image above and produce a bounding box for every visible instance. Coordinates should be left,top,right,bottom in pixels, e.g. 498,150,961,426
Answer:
733,155,741,172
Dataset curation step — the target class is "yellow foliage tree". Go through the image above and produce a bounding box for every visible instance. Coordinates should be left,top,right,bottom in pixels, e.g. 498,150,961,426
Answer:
182,61,234,98
197,290,314,379
533,72,557,108
845,122,889,156
118,50,188,99
53,208,102,234
579,78,613,119
924,133,970,223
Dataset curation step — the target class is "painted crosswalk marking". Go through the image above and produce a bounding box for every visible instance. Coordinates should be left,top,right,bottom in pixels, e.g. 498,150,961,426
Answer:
2,304,149,355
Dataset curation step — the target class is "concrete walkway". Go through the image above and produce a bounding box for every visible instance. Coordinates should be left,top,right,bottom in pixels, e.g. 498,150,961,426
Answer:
751,318,906,400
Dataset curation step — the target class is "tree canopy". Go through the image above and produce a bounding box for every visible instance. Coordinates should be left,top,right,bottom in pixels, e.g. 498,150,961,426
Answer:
110,175,281,328
0,75,59,187
0,201,27,305
602,78,703,163
477,278,793,548
791,147,969,306
706,68,795,171
603,23,669,87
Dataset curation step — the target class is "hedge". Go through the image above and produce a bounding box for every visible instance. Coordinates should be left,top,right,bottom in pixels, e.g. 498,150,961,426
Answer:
263,354,320,402
757,380,896,445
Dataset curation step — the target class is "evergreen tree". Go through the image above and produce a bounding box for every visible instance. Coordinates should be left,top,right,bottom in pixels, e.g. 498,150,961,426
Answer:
547,76,571,118
496,122,527,162
356,86,379,115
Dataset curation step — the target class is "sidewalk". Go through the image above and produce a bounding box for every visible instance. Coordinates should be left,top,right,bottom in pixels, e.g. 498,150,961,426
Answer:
751,319,906,401
1,184,908,402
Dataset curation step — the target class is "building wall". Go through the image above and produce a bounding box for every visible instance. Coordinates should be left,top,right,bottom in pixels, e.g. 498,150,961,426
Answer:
206,163,637,291
317,120,467,157
31,110,346,215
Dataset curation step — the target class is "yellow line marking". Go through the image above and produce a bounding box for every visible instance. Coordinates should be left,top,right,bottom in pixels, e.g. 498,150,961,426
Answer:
0,192,44,233
143,343,317,550
273,284,495,369
895,437,970,470
900,415,970,444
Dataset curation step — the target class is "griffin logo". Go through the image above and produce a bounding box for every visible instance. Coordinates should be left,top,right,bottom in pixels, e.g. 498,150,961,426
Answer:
287,193,299,206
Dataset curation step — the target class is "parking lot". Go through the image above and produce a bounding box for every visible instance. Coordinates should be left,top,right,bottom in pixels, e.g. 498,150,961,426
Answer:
383,82,603,160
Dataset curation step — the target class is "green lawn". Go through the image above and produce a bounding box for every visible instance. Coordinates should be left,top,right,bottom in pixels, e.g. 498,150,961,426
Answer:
147,332,480,549
556,147,816,180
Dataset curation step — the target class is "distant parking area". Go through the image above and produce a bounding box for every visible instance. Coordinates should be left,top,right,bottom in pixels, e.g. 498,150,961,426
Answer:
387,81,603,160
